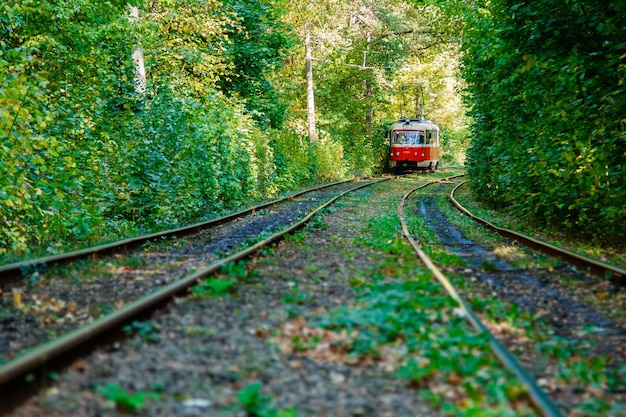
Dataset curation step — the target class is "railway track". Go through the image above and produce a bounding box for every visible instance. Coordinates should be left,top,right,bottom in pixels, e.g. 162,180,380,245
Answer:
398,179,563,417
401,179,625,416
449,181,626,286
0,177,390,409
0,179,383,284
3,171,623,416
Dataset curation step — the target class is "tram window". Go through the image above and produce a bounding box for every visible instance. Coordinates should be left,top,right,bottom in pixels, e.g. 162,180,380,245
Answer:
393,131,426,145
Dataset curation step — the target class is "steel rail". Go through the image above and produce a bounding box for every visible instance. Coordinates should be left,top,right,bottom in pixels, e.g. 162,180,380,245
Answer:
449,181,626,285
0,178,371,282
0,177,391,389
399,180,564,417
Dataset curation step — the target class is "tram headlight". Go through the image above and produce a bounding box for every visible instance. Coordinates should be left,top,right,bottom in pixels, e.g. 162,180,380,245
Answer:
414,152,418,157
395,152,400,157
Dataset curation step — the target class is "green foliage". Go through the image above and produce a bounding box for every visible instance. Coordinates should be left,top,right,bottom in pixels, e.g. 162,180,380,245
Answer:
462,0,626,240
219,260,258,282
310,210,534,414
281,285,313,305
236,382,298,417
0,0,295,261
218,0,296,129
237,383,272,416
291,334,321,351
94,383,160,413
270,129,348,185
394,358,436,387
0,0,135,255
269,129,315,190
192,277,236,298
123,320,160,344
277,0,469,174
0,0,471,261
308,137,348,180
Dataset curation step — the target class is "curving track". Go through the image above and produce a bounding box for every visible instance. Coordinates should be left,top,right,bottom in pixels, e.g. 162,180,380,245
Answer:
0,179,382,284
400,178,626,416
3,172,623,415
449,181,626,286
398,178,564,417
0,177,391,409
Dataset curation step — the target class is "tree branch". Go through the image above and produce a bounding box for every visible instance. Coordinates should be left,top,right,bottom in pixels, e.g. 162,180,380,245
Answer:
368,29,445,45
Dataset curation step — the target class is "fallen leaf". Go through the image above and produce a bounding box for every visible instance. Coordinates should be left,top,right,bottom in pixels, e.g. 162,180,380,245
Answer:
70,358,87,372
329,371,345,384
252,328,268,337
447,373,462,386
288,360,303,369
12,290,23,309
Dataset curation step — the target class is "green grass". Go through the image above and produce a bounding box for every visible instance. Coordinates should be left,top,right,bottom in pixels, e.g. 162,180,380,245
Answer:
235,382,299,417
192,277,237,298
94,383,160,413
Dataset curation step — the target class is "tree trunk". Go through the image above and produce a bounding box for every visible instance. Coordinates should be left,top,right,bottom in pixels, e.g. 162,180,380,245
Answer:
129,5,146,95
363,37,372,137
132,47,146,94
305,26,318,142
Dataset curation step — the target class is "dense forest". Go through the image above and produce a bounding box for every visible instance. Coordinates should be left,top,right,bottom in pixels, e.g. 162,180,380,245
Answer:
1,0,624,259
462,0,626,241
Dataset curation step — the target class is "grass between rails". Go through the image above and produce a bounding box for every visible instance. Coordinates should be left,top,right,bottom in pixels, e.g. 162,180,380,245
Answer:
13,172,624,417
434,184,626,416
270,178,540,416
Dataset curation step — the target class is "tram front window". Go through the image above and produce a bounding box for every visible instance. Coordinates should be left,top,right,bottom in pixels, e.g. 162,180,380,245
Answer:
393,131,425,145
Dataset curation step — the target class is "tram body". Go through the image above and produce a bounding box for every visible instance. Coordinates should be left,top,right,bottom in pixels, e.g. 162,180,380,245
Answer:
389,118,440,172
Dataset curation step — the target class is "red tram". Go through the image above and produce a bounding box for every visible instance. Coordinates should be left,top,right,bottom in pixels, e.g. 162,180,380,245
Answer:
389,118,440,172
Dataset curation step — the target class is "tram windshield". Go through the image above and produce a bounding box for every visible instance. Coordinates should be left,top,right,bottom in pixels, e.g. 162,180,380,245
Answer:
392,131,425,145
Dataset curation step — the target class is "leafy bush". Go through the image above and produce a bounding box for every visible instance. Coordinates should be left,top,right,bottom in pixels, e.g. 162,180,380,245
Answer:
270,129,315,191
309,135,347,181
0,0,296,261
462,0,626,240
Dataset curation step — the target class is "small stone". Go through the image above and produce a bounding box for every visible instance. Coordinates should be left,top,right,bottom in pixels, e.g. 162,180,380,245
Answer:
183,398,212,408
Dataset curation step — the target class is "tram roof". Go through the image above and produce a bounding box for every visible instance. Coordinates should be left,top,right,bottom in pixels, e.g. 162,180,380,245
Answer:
391,118,439,130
